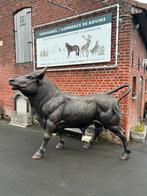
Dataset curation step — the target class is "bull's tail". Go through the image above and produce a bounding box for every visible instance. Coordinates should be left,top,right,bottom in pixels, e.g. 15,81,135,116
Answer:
107,84,131,104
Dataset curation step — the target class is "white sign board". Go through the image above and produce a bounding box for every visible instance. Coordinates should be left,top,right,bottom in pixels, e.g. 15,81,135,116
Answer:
35,13,112,67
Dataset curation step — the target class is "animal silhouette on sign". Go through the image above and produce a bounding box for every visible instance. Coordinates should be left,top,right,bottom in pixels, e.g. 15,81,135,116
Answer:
65,43,80,58
90,41,99,55
81,35,92,57
90,41,105,55
9,68,131,160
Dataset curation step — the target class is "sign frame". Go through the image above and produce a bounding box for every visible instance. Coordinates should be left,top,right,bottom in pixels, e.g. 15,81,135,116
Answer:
34,13,112,68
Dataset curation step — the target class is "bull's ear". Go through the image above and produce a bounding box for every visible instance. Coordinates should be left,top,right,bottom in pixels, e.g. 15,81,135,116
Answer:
36,67,48,80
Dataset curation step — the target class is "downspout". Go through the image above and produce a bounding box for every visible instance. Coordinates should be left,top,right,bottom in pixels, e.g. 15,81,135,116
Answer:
33,4,120,71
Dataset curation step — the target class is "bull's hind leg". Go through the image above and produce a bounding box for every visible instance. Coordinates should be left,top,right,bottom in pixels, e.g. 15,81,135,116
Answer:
108,125,131,160
32,119,55,160
56,132,65,149
83,123,103,149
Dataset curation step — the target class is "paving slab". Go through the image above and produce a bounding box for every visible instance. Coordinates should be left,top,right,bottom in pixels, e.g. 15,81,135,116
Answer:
0,120,147,196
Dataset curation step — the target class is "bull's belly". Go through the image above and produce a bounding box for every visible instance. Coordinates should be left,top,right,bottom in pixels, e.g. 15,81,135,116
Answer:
61,111,97,129
59,99,97,128
57,119,93,130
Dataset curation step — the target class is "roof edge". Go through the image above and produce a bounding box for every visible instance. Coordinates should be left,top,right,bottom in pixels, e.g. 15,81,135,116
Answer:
122,0,147,10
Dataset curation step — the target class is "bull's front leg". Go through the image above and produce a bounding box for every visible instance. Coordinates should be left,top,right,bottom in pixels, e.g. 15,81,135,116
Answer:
32,119,56,160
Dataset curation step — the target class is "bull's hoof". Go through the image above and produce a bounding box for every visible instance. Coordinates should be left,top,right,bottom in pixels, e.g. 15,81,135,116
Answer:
32,152,44,160
120,149,132,160
55,142,64,149
83,143,92,149
120,153,130,160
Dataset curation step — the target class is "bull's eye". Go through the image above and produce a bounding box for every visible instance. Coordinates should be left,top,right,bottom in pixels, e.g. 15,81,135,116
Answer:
27,76,34,79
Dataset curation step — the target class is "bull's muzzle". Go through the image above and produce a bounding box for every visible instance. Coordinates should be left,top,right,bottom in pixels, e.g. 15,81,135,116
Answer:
9,79,19,90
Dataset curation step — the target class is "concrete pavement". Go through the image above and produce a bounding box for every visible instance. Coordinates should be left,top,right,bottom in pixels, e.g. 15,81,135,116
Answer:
0,120,147,196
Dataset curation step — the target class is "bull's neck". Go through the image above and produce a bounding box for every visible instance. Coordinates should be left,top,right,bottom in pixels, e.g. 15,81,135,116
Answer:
28,79,61,108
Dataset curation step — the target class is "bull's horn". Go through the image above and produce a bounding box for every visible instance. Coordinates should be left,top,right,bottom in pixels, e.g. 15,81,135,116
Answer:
37,67,48,79
41,67,48,74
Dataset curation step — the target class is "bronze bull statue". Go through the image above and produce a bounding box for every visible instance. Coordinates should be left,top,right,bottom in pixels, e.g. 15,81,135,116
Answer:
9,68,131,160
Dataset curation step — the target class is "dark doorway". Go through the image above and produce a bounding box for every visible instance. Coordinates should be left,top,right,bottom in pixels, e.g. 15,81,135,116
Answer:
138,77,143,120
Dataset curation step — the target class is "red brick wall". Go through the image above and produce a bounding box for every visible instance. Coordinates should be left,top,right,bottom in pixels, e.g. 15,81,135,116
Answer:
0,0,147,139
128,19,147,133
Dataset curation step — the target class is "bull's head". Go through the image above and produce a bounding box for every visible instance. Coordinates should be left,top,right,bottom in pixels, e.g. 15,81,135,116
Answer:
9,68,47,96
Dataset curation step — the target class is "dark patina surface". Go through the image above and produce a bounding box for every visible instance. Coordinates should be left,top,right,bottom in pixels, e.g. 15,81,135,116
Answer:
9,68,131,160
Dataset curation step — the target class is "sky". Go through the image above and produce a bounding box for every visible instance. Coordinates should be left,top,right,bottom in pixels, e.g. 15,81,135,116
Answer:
137,0,147,3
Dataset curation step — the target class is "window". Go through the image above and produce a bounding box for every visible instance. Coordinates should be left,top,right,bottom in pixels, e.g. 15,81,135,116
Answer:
132,77,137,97
14,8,32,63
